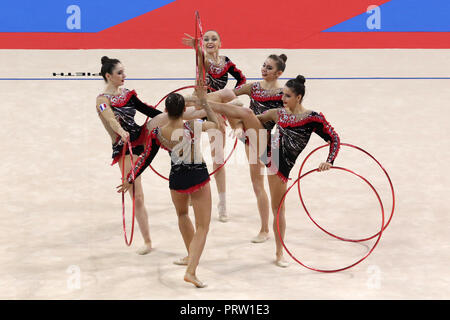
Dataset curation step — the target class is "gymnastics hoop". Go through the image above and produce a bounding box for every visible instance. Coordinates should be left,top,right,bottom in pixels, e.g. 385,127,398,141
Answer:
121,141,136,246
298,143,395,242
277,166,385,273
147,12,238,181
144,84,205,129
195,11,206,84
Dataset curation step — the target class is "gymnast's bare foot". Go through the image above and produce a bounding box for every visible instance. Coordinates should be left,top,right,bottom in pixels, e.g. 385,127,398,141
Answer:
136,242,152,255
251,231,269,243
184,273,207,288
173,256,189,265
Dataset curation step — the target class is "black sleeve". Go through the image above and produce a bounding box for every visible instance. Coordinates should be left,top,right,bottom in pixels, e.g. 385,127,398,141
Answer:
312,114,340,164
225,57,247,88
126,137,160,183
131,95,163,118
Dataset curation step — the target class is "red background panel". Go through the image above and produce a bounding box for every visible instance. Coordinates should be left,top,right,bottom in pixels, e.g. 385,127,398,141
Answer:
1,0,448,49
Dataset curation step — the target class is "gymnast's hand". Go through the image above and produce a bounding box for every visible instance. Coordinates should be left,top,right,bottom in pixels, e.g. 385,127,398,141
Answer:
120,131,130,143
182,33,196,48
318,162,332,172
116,181,132,193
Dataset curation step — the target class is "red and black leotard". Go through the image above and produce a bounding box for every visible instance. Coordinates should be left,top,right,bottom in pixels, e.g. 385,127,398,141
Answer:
265,108,340,183
239,82,284,155
206,56,246,92
127,120,210,193
98,88,162,165
249,82,284,130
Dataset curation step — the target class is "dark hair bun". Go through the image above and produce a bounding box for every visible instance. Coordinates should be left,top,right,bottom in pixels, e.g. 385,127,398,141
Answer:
100,56,121,81
296,75,306,85
279,54,288,63
101,56,110,65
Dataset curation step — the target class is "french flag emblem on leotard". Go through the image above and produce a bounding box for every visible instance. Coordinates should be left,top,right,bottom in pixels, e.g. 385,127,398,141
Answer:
99,103,107,112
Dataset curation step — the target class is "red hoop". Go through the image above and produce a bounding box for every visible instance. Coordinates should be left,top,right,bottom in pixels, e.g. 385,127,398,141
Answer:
143,84,202,128
121,141,136,246
298,143,395,242
195,11,206,84
148,12,231,181
277,166,385,273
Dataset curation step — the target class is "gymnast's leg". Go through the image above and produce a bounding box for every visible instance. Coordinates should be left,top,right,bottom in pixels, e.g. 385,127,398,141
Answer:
184,183,212,288
206,101,267,158
170,190,194,266
119,155,152,254
245,144,270,243
267,174,289,267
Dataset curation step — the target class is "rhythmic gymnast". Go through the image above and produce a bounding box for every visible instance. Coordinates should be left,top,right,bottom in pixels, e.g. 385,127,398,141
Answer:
96,56,205,254
188,75,340,267
96,56,165,255
253,75,340,267
184,30,246,91
118,86,220,288
182,30,247,222
201,54,286,243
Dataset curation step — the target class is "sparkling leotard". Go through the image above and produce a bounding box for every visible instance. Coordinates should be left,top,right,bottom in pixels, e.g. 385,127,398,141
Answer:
206,56,246,92
128,120,210,193
97,88,162,165
266,108,340,182
248,82,283,130
238,82,284,155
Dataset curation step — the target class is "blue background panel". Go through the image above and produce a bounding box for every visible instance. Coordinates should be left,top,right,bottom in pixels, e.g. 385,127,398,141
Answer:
324,0,450,32
0,0,175,32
